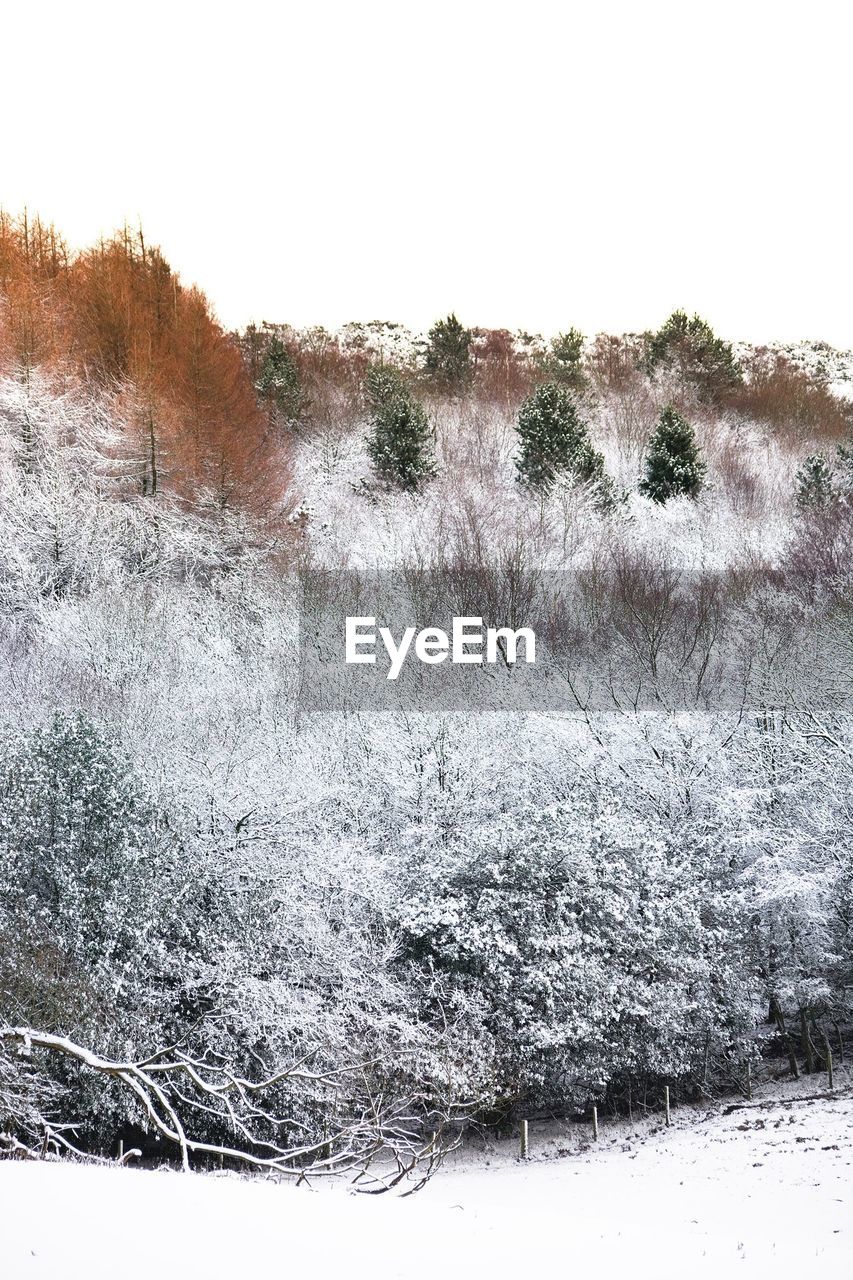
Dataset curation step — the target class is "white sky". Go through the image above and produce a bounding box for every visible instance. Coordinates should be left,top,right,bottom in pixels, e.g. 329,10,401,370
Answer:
3,0,852,344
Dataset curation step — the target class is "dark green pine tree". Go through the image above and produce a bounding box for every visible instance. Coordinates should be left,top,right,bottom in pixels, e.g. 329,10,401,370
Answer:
795,452,836,510
639,405,706,503
256,335,304,429
365,364,435,492
573,439,619,513
515,382,590,492
423,313,472,390
642,311,742,404
546,328,586,389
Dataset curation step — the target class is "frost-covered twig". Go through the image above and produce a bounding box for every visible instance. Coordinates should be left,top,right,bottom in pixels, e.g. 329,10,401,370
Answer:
0,1027,465,1191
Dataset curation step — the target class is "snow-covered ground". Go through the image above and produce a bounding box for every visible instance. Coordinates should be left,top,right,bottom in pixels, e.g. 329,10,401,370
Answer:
3,1072,849,1280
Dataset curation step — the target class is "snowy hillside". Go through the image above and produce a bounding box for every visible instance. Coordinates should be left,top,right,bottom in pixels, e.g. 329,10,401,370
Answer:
4,1071,850,1280
733,338,853,402
278,325,848,572
1,217,852,1262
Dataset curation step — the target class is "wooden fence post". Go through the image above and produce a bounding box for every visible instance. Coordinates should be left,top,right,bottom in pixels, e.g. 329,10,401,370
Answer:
592,1105,599,1141
664,1085,671,1126
519,1119,529,1160
746,1060,752,1101
824,1037,834,1091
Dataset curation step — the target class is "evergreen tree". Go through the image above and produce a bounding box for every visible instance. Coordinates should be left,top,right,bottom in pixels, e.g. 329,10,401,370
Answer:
256,334,304,430
0,712,171,1035
573,439,619,513
423,313,472,390
834,435,853,494
643,311,742,404
515,382,602,494
795,452,837,510
546,328,586,389
365,363,408,414
639,405,706,503
365,364,435,491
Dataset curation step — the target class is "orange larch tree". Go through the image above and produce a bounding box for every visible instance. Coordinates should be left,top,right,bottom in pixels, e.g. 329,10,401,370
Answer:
0,214,291,522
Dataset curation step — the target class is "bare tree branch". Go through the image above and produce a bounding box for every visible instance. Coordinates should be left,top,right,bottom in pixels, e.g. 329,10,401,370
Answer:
0,1027,466,1192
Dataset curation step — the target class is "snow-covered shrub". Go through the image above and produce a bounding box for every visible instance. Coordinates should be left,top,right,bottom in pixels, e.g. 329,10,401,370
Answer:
0,711,173,1031
397,794,755,1109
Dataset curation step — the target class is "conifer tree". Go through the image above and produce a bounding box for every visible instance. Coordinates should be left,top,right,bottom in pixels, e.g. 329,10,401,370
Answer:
515,383,586,489
639,405,706,503
423,313,472,390
546,328,586,389
515,383,618,511
795,452,836,510
365,364,435,492
642,311,741,404
833,435,853,494
256,335,304,431
573,439,619,513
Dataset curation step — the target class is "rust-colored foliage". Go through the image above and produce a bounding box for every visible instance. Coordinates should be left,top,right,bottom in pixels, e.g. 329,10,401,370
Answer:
0,213,289,520
298,327,370,421
471,329,535,406
0,211,69,372
726,350,852,444
586,333,644,395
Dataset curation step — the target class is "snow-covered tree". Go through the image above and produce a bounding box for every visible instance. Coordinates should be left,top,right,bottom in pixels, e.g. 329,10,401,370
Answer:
423,313,472,390
256,334,304,431
365,364,435,491
545,328,586,389
795,452,836,510
639,405,706,503
516,382,613,509
643,311,742,404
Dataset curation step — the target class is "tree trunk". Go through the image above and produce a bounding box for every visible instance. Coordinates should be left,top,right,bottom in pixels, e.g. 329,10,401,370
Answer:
774,1006,800,1079
800,1010,815,1074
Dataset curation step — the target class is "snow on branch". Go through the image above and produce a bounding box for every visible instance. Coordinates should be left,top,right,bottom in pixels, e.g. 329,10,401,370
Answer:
0,1027,465,1194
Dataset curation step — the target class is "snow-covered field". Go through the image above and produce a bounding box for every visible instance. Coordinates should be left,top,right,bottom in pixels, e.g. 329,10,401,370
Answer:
3,1072,849,1280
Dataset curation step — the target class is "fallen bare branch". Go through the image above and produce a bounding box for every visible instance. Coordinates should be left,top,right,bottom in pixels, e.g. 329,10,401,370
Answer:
0,1027,468,1192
